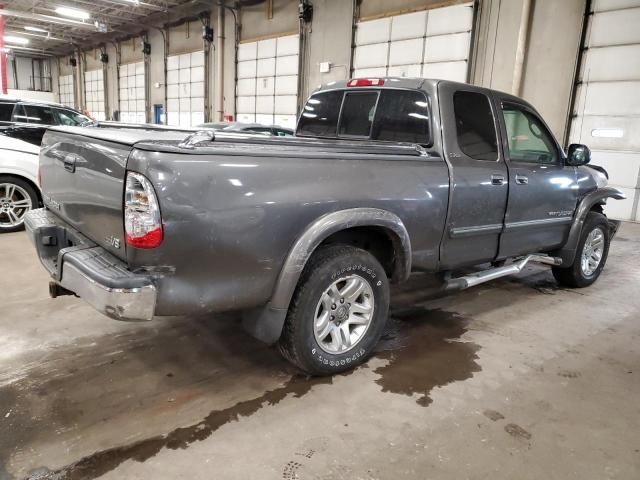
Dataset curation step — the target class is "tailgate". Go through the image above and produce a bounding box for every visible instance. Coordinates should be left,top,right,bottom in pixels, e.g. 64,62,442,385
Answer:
39,129,132,260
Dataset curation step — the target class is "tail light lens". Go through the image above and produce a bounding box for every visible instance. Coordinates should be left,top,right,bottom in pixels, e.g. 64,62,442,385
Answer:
124,171,163,249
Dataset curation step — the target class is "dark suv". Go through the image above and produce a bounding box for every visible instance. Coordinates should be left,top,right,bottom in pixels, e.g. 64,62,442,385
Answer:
0,98,92,146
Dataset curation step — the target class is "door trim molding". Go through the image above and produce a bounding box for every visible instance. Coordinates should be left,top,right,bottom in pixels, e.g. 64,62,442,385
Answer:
505,216,573,231
449,223,503,238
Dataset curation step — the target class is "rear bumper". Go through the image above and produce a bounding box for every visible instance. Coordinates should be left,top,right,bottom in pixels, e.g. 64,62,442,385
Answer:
25,208,157,321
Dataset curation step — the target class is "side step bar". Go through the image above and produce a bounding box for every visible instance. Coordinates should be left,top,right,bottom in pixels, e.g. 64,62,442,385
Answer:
445,255,563,291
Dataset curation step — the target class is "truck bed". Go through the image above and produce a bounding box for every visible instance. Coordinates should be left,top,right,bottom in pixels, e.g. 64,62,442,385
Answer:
39,124,450,315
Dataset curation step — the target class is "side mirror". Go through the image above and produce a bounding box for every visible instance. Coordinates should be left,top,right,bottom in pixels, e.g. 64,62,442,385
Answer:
566,143,591,166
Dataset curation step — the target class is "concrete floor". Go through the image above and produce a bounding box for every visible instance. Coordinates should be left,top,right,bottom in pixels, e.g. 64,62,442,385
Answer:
1,224,639,480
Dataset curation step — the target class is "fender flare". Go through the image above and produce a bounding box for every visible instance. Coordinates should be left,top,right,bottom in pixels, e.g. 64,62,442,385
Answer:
555,187,625,265
242,208,412,344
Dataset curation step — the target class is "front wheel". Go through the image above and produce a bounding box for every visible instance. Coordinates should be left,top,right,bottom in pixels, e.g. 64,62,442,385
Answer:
0,177,39,233
278,245,390,375
552,211,610,288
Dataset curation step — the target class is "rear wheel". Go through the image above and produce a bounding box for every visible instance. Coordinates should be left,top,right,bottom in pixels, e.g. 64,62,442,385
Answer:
278,245,390,375
552,211,610,288
0,177,38,233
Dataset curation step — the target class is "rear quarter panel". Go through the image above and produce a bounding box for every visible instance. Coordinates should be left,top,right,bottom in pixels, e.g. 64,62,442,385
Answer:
126,147,450,315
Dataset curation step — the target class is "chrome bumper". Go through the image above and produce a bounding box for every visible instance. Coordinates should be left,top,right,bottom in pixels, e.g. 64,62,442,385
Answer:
25,208,157,321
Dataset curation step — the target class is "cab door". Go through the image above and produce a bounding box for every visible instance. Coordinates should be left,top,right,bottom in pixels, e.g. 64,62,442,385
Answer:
439,84,509,268
495,99,579,258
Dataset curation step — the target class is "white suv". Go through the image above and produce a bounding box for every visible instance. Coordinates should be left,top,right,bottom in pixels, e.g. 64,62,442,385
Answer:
0,98,91,232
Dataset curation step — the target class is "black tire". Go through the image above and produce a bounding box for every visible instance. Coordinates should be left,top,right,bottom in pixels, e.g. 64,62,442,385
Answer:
552,211,610,288
0,176,39,233
278,245,390,375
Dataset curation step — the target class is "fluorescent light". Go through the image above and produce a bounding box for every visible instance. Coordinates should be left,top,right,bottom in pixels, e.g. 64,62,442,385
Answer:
55,6,91,20
4,35,30,45
591,128,624,138
24,26,49,33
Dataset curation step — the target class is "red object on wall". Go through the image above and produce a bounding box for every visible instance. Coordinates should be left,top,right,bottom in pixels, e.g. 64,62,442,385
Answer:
0,11,7,95
223,114,234,122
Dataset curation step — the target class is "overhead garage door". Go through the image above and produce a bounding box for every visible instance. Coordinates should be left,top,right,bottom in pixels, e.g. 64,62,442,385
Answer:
58,74,74,108
84,69,105,121
569,0,640,221
119,62,145,124
167,51,205,127
236,34,299,128
352,3,474,82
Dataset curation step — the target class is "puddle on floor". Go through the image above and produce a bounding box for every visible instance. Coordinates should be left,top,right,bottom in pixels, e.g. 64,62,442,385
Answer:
30,374,333,480
374,307,481,406
10,306,480,480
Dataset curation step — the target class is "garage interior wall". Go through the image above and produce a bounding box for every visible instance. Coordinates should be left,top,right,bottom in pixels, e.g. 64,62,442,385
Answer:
236,34,300,127
117,38,146,123
569,0,640,222
352,3,474,82
167,20,207,127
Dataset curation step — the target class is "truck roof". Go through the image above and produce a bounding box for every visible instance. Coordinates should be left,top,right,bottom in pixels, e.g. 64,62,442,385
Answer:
313,77,535,110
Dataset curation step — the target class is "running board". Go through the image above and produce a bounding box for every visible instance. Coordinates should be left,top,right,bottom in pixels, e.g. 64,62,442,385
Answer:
444,255,563,291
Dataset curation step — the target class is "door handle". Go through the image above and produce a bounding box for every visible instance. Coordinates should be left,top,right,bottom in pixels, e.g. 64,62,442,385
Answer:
491,174,505,186
63,154,77,173
515,174,529,185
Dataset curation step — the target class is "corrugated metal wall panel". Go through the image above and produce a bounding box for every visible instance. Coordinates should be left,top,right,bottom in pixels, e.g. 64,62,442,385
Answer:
166,50,205,127
570,1,640,221
236,34,299,128
352,3,474,83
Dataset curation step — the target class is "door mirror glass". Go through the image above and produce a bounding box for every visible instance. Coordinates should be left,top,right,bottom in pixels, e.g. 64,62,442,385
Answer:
566,144,591,166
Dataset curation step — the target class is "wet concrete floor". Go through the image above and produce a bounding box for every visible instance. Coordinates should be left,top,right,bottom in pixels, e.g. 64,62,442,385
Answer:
1,223,639,479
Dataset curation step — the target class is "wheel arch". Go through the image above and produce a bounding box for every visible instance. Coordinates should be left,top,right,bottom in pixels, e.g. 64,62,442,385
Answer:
242,208,412,344
554,187,625,266
271,208,411,310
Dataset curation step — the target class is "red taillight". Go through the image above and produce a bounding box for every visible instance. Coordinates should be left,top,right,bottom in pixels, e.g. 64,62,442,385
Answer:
124,171,163,249
126,226,163,249
347,78,385,87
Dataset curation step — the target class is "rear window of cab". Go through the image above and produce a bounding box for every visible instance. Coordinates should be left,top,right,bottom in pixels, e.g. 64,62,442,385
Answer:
297,89,431,145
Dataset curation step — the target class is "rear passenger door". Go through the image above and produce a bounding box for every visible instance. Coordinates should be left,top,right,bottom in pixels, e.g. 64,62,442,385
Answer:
438,84,509,268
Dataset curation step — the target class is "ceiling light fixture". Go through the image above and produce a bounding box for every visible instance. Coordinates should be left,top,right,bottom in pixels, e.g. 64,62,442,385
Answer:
24,26,49,33
4,35,30,45
55,6,91,20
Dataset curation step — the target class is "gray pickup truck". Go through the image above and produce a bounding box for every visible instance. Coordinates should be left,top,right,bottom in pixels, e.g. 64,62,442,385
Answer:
25,78,624,375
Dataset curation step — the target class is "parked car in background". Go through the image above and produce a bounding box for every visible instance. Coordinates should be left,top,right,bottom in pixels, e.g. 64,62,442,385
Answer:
0,97,92,146
0,98,91,232
197,121,294,137
0,133,40,232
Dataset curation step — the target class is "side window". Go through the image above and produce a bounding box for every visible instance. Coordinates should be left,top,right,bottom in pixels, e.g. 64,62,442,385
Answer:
502,105,558,164
338,91,378,137
297,90,344,137
0,103,15,122
11,105,27,123
373,90,430,144
453,91,498,161
23,105,56,125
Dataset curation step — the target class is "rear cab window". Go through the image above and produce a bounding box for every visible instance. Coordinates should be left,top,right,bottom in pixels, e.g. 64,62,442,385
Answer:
0,103,15,122
452,90,498,161
297,88,431,145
